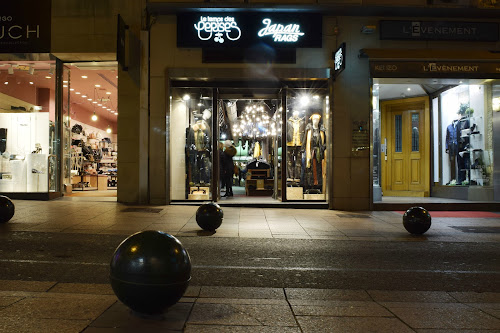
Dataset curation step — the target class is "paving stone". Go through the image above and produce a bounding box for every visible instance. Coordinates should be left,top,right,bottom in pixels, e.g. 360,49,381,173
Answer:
196,298,288,305
0,316,91,333
0,280,57,292
188,303,296,327
0,294,116,320
285,288,371,301
0,296,24,307
89,301,192,331
449,292,500,303
296,316,414,332
49,283,114,295
291,303,393,317
200,286,284,299
389,306,500,329
368,290,456,303
184,324,301,332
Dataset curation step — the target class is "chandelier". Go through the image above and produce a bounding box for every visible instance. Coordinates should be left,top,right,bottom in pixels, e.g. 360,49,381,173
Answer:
231,102,282,139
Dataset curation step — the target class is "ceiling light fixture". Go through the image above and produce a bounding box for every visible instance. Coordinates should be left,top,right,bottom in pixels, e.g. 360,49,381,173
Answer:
106,92,111,95
75,92,81,95
91,112,98,121
70,88,74,91
95,84,100,87
81,75,88,79
106,126,112,134
29,81,34,85
45,76,51,79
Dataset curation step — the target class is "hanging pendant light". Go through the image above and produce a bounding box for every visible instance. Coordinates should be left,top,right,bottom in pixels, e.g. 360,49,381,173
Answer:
91,87,98,121
106,126,112,134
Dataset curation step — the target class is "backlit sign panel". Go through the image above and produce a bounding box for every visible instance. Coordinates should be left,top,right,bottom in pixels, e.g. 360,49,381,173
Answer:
333,43,346,78
178,12,322,48
0,0,51,53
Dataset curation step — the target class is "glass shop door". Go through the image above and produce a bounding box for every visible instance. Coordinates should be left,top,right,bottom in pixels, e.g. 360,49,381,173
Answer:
217,90,283,202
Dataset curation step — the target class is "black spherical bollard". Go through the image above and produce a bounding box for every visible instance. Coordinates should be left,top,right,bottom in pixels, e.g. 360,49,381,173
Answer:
196,202,223,231
109,230,191,314
403,206,432,235
0,195,15,223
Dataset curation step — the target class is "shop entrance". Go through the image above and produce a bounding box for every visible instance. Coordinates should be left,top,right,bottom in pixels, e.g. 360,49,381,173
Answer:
373,78,499,204
381,97,430,197
217,91,283,203
170,83,329,205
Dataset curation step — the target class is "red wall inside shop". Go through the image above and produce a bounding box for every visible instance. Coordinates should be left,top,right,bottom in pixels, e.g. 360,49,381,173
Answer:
0,79,116,132
70,102,117,133
0,82,37,105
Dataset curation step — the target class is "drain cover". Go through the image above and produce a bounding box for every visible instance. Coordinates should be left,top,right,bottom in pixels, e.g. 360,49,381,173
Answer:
450,226,500,234
121,208,162,213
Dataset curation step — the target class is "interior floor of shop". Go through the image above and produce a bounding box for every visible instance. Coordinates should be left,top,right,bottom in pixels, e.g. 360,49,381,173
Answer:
66,189,117,198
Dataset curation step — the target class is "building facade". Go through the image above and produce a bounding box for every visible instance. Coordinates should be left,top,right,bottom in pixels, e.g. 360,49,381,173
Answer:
0,0,499,210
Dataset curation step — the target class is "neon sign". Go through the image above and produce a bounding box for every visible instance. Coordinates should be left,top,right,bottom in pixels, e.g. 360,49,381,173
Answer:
257,18,304,43
193,16,241,44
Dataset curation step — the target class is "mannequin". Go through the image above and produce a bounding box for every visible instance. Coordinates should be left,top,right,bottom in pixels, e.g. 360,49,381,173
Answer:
445,116,459,183
187,121,211,185
301,114,326,191
286,110,305,182
456,108,470,185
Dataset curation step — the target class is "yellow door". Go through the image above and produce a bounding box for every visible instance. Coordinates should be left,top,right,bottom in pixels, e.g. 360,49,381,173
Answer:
381,97,430,197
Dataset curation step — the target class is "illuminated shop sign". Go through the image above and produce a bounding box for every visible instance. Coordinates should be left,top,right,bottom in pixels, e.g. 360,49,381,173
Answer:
194,16,242,43
370,61,500,78
380,20,499,42
257,19,305,43
178,12,322,48
333,42,346,78
0,0,51,53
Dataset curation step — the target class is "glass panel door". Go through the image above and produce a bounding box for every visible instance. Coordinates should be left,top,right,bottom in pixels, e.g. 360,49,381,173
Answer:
274,89,284,200
170,88,214,200
62,65,71,191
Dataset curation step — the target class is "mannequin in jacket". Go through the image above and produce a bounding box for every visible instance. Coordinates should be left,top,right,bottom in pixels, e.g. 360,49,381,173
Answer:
301,114,326,190
286,110,305,182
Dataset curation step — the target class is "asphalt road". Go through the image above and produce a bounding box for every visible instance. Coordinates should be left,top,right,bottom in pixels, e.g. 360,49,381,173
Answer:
0,231,498,292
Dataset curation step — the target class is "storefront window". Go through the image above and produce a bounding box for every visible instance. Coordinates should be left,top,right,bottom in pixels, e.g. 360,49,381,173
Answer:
0,61,57,193
373,79,497,202
438,83,494,188
285,89,328,201
170,88,213,200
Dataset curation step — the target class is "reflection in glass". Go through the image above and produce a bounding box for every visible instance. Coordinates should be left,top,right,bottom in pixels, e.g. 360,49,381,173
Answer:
395,115,402,153
411,113,419,152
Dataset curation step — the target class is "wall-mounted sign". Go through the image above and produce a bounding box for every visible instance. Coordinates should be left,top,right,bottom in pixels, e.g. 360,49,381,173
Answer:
0,0,51,53
178,12,322,48
370,61,500,78
380,20,499,42
333,43,346,79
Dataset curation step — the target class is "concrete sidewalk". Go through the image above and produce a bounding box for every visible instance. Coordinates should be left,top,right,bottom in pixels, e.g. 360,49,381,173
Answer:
1,199,499,332
0,281,498,332
3,198,500,243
